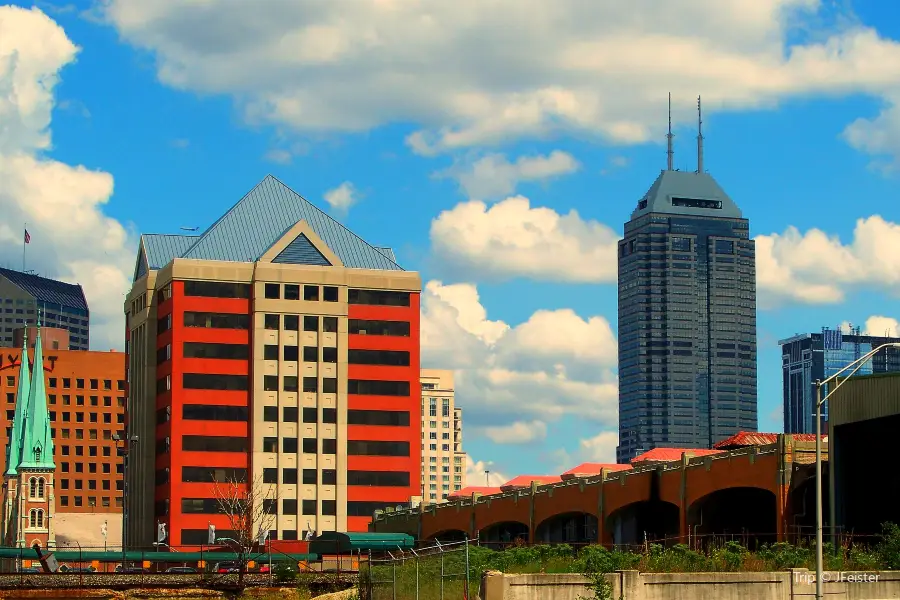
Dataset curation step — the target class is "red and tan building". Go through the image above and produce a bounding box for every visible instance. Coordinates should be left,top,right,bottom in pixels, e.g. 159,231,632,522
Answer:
125,175,422,548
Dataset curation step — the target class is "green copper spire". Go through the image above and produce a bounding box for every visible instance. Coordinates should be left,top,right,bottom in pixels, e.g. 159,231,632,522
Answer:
17,314,55,471
4,336,31,476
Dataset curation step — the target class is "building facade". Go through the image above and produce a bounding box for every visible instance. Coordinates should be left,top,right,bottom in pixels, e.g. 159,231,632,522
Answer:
419,369,466,504
617,167,757,464
0,328,126,548
2,328,56,549
125,175,422,548
0,269,90,351
779,326,900,433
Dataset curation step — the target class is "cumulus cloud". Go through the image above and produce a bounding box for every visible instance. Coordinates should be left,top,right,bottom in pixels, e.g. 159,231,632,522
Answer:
439,151,580,198
482,420,548,445
465,455,507,489
578,431,619,464
863,315,900,337
755,216,900,306
430,197,620,283
323,181,359,213
420,280,618,433
100,0,900,162
0,6,132,350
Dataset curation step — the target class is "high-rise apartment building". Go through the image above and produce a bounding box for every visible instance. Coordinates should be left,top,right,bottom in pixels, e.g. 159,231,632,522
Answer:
419,370,466,503
616,99,757,463
125,175,422,548
0,269,90,350
780,326,900,433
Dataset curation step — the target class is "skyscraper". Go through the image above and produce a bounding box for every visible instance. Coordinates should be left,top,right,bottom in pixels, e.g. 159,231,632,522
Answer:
616,97,757,464
780,326,900,434
0,269,89,351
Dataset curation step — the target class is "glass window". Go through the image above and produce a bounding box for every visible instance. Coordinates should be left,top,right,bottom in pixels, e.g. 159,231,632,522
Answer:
264,283,281,299
323,287,338,302
303,286,319,301
303,316,318,332
284,284,300,300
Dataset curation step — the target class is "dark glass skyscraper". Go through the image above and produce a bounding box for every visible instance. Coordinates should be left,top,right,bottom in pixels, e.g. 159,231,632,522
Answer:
616,169,758,463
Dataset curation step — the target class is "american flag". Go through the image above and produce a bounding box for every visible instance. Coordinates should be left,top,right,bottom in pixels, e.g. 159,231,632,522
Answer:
24,229,30,244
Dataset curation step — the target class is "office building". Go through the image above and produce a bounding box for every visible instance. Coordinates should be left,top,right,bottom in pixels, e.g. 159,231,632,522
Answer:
420,369,467,503
0,326,125,548
779,325,900,434
125,175,421,548
616,98,757,463
0,268,90,351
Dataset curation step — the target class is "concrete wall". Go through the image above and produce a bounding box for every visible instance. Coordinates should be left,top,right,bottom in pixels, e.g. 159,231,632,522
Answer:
480,570,900,600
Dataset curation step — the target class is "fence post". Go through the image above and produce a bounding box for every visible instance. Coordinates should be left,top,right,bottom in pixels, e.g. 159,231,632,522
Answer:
440,547,445,600
392,559,397,600
464,536,470,600
415,553,419,600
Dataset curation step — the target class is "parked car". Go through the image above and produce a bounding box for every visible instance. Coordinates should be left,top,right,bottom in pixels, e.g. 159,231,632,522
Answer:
18,567,40,573
214,561,240,574
166,566,198,574
115,565,149,574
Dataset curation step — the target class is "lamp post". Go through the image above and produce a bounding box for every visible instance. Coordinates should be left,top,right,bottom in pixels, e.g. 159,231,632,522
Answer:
813,342,900,600
113,433,139,568
485,470,490,486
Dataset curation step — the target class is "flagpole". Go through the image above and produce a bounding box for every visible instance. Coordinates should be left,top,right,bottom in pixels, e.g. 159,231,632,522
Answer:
22,223,26,272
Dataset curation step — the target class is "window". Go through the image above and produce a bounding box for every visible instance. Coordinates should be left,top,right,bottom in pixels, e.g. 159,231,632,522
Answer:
157,314,172,333
299,408,317,425
263,468,277,484
182,436,247,452
348,289,410,306
671,236,692,252
263,437,277,452
181,467,248,483
156,376,171,395
671,197,722,210
348,380,410,396
264,345,278,360
322,439,337,454
323,378,337,394
302,377,318,393
283,345,299,361
322,408,337,424
349,319,410,336
715,239,735,254
264,376,278,391
348,471,410,487
302,438,317,453
282,468,298,485
347,501,397,517
156,343,171,365
284,284,300,300
76,378,84,389
322,347,337,363
264,314,280,330
322,469,337,485
182,405,249,421
183,342,249,360
184,312,250,329
303,285,319,301
263,499,277,515
184,281,251,298
283,376,298,392
348,440,409,456
183,373,248,390
348,349,410,366
303,316,318,331
283,499,298,514
265,283,281,299
302,500,316,515
263,406,278,422
283,437,298,453
302,346,318,362
181,499,224,514
281,407,298,422
347,410,410,426
323,317,338,332
323,286,338,302
302,469,317,484
284,315,299,331
322,500,336,516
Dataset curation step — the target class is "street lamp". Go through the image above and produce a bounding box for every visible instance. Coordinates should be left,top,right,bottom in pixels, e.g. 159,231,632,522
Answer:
485,470,490,486
813,342,900,600
113,433,139,567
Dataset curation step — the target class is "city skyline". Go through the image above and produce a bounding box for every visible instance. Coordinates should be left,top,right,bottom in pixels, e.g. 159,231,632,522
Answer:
5,1,900,482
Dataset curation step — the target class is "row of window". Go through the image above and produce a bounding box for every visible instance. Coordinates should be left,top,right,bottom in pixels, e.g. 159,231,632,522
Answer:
58,495,120,509
180,311,411,338
264,283,339,302
156,406,412,427
183,280,410,307
165,435,409,456
5,377,124,391
160,374,412,397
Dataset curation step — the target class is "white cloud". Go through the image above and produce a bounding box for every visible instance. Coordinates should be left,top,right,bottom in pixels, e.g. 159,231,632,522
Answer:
0,6,132,351
482,420,548,445
323,181,359,213
464,455,507,489
863,315,900,337
755,216,900,307
440,150,579,198
430,196,620,283
578,431,619,464
100,0,900,162
421,280,618,435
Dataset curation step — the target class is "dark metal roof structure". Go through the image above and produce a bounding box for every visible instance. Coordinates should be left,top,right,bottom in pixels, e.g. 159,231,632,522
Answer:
0,268,88,311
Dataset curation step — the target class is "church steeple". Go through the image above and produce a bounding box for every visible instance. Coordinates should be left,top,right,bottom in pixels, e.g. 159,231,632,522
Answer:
18,314,55,471
5,337,31,476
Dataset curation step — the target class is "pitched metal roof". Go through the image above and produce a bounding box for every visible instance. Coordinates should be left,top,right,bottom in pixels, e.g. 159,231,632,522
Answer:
447,486,502,498
143,234,198,269
631,170,743,220
713,432,825,449
560,462,632,479
500,475,561,490
0,268,88,311
631,447,723,463
375,247,397,263
178,175,403,270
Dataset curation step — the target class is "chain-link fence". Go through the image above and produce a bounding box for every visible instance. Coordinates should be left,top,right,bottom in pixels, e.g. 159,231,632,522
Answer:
360,538,472,600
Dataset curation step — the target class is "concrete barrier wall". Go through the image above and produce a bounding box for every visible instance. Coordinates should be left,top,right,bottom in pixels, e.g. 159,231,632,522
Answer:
480,569,900,600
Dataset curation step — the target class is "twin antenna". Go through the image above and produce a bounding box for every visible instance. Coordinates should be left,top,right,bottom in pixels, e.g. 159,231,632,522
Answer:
666,93,704,173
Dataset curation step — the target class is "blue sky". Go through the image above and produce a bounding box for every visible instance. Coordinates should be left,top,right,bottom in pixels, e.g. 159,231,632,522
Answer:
4,1,900,483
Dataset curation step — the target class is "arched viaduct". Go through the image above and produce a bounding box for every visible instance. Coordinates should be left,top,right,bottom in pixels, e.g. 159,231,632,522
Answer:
370,435,824,548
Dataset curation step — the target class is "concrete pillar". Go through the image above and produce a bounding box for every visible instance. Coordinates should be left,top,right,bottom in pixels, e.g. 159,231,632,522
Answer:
528,482,537,542
680,453,690,545
596,470,606,546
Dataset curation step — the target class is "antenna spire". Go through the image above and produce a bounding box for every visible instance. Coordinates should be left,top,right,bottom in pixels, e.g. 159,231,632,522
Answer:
697,95,704,173
666,93,674,171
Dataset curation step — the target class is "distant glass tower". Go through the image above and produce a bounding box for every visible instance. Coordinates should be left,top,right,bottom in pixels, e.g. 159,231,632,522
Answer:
616,96,758,464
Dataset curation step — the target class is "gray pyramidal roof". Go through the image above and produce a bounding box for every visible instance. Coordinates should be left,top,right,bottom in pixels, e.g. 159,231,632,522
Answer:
134,175,402,280
631,170,743,220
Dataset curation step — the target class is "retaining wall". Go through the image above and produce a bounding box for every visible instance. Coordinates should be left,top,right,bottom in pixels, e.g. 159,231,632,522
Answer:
479,569,900,600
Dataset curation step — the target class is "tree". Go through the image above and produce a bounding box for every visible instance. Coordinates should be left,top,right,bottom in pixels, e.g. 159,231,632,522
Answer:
212,474,277,587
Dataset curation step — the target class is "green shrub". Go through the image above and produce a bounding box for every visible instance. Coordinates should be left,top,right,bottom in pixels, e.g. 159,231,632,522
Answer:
877,522,900,569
